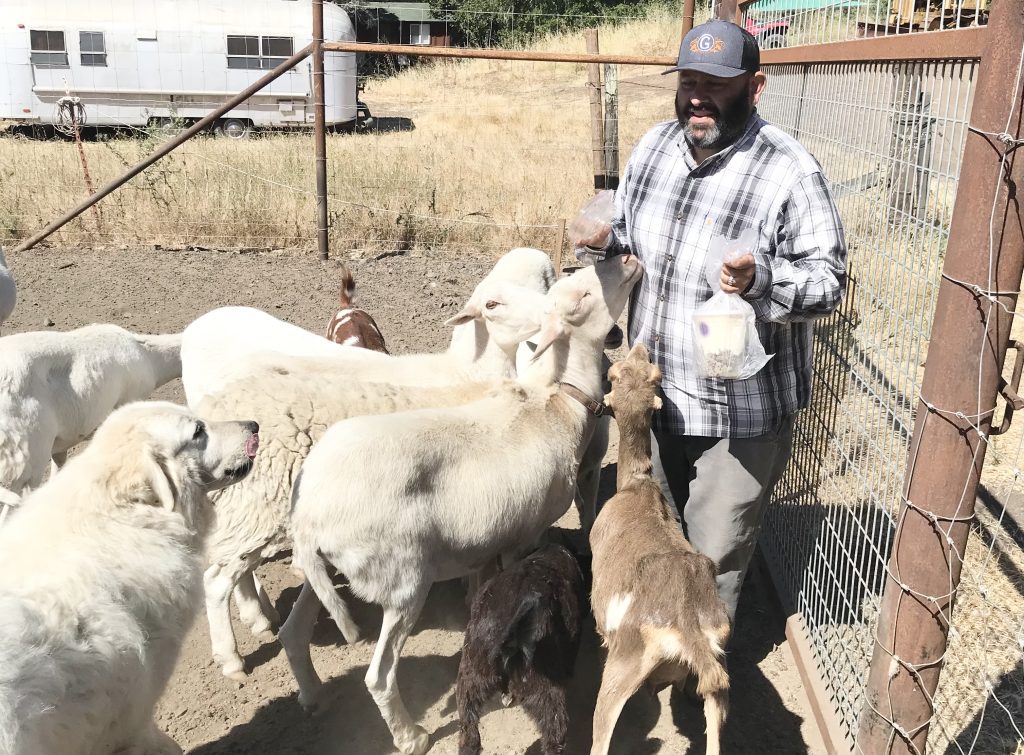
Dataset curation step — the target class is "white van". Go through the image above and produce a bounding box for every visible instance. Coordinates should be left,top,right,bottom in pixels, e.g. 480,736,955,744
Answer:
0,0,359,137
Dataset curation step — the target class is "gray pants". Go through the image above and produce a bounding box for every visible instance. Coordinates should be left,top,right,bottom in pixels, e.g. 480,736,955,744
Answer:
650,416,795,620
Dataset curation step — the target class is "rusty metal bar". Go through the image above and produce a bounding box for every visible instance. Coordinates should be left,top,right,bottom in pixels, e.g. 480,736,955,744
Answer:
321,41,676,66
585,29,605,192
312,0,329,261
14,44,313,254
760,26,985,65
682,0,696,37
855,2,1024,752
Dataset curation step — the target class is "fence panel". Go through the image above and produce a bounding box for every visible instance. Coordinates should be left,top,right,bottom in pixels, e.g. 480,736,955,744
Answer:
756,55,997,752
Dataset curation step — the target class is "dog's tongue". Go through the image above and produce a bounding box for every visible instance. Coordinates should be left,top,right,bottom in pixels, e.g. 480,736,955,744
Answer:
245,433,259,459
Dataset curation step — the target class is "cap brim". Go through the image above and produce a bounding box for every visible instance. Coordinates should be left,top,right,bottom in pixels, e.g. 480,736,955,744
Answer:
661,63,749,78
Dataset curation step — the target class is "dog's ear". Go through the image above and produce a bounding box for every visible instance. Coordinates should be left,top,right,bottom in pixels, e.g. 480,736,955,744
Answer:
142,446,179,511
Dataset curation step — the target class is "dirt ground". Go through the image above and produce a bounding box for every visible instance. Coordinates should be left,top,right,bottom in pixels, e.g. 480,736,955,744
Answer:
3,243,826,755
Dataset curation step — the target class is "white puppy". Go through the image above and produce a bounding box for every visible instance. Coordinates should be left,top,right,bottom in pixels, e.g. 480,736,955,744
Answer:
0,401,259,755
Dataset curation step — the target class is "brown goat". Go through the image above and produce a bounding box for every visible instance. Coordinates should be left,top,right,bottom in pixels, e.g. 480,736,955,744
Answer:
324,265,389,353
589,343,731,755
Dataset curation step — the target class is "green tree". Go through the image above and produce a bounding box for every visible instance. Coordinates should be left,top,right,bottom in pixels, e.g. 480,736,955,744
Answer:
430,0,663,47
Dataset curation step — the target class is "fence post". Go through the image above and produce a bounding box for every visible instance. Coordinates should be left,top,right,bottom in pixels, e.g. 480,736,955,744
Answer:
312,0,330,261
856,12,1024,755
682,0,696,37
603,63,619,191
585,29,605,192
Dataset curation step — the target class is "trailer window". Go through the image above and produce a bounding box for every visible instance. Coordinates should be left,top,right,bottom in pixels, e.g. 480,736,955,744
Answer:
409,23,431,46
30,30,68,67
80,31,106,67
227,35,261,69
227,35,293,70
261,37,293,67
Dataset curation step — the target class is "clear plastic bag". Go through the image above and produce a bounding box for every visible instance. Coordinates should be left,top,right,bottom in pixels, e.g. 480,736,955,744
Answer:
692,229,773,380
569,190,615,265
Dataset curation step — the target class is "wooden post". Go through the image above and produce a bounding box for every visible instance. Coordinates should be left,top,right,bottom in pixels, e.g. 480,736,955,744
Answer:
682,0,696,37
603,63,619,191
554,219,566,275
585,29,605,192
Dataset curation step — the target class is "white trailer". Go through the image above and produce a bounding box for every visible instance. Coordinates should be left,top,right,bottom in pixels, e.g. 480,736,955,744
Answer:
0,0,359,138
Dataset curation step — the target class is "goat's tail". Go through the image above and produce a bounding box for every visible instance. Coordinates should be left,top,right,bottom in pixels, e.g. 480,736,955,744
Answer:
294,542,361,645
338,265,358,308
489,590,547,684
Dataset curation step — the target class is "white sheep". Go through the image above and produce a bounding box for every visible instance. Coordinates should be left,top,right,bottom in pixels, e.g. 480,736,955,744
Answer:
0,246,16,332
195,255,556,680
282,254,643,755
181,247,557,407
0,324,182,522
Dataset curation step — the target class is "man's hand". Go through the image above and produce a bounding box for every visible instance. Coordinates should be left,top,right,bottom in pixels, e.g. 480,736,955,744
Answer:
721,253,755,294
569,223,611,250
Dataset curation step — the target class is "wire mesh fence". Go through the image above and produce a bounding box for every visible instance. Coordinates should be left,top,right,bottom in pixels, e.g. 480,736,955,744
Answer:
758,51,1024,753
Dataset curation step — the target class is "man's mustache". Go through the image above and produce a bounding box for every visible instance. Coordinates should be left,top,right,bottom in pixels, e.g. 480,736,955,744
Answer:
683,103,720,117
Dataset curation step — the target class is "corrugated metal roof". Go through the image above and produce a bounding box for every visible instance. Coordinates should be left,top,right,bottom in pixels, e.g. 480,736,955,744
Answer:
347,2,446,23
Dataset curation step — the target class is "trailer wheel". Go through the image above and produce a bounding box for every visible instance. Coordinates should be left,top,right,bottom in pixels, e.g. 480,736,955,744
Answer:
215,118,251,140
758,31,787,49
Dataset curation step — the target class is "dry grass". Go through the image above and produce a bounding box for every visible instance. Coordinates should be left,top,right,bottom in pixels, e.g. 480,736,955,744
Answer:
0,8,689,260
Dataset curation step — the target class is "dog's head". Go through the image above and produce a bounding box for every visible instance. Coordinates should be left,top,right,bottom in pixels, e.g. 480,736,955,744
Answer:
89,401,259,529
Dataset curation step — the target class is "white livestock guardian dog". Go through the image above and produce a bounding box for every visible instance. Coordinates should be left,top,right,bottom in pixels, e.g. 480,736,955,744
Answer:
0,401,259,755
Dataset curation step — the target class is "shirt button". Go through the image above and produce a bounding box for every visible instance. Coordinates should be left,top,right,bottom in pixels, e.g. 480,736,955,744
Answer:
667,254,674,262
654,334,661,343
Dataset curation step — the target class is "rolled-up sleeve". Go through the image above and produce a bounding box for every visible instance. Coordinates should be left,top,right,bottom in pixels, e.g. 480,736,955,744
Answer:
744,170,847,323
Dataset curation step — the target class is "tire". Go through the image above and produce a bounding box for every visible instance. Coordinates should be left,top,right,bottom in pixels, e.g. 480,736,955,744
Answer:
759,31,787,49
215,118,251,140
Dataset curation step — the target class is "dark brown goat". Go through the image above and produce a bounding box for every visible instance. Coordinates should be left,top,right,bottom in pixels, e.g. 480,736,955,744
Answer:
324,265,389,353
589,343,731,755
456,544,585,755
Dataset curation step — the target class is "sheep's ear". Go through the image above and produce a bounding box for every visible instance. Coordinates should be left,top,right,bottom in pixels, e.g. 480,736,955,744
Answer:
652,395,663,411
143,447,178,511
445,302,482,327
530,316,567,362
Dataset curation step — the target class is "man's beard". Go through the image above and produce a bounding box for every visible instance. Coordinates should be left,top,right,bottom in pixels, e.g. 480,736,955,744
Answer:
676,89,753,151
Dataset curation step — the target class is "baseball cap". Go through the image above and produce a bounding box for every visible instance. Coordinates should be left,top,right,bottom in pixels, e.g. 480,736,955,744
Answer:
662,19,760,78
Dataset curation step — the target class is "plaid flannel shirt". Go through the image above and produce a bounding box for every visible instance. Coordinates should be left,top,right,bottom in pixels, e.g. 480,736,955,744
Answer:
605,112,847,438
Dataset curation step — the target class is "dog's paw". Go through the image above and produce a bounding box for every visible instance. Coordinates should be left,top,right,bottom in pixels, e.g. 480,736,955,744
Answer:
396,726,430,755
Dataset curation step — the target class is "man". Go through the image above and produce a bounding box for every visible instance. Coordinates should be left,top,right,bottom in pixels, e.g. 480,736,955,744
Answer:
573,18,847,620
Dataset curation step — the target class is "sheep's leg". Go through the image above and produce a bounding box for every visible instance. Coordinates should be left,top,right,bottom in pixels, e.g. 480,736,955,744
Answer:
455,654,491,755
204,561,248,680
521,678,569,755
366,593,431,755
280,580,325,709
590,648,655,755
233,567,279,638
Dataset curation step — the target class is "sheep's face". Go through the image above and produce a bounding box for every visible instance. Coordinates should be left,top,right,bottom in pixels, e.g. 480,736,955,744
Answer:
531,255,643,359
445,281,545,351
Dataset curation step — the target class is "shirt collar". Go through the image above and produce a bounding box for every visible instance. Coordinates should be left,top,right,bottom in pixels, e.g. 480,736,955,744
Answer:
676,110,764,170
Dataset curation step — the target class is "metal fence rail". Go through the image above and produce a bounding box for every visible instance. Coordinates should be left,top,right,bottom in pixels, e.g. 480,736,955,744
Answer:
756,56,991,751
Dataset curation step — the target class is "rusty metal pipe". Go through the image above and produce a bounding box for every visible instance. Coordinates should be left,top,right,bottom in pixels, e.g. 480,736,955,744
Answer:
14,45,313,254
321,41,675,66
682,0,697,37
312,0,329,261
855,3,1024,753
